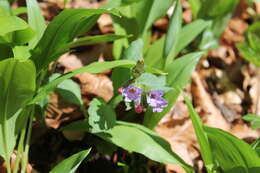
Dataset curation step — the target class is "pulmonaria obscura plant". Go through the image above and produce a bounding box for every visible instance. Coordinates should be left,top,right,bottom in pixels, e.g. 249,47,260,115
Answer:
119,61,169,113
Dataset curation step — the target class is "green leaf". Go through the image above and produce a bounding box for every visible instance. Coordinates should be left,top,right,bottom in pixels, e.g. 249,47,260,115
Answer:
63,34,127,50
236,42,260,67
88,98,116,133
0,15,28,36
11,7,27,16
175,19,209,56
111,39,143,93
26,0,46,48
0,0,11,15
13,26,35,45
12,46,31,59
122,38,143,61
204,126,260,172
0,44,12,60
30,8,117,72
0,58,36,160
187,0,201,18
31,60,135,104
164,0,182,66
199,0,239,18
136,73,171,91
55,76,83,107
50,148,91,173
143,52,203,129
243,114,260,129
166,52,203,88
251,138,260,157
144,36,165,69
96,121,194,173
132,0,175,36
185,97,214,172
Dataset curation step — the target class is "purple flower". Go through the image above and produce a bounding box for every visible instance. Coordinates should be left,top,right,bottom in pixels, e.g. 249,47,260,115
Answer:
122,85,142,103
147,90,168,112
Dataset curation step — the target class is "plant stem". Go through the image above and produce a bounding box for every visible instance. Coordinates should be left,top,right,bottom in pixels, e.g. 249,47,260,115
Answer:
21,111,34,173
13,126,26,173
2,121,12,173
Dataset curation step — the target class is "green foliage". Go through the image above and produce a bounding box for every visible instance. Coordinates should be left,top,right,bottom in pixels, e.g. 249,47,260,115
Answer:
50,148,91,173
185,97,214,173
188,0,239,50
30,8,118,72
243,114,260,129
237,22,260,67
205,126,260,173
185,99,260,173
26,0,46,48
32,60,135,104
144,52,204,128
164,0,182,66
0,58,36,161
88,98,116,133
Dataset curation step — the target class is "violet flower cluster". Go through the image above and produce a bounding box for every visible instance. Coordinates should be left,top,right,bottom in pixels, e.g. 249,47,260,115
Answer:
120,85,168,113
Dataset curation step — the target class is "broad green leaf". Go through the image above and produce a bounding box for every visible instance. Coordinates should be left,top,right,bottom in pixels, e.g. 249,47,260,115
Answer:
132,0,175,36
144,36,165,69
243,114,260,129
166,52,203,88
13,26,35,45
236,42,260,67
96,121,194,173
0,15,28,36
30,8,117,72
143,52,203,129
199,0,239,18
204,126,260,172
50,148,91,173
0,44,12,60
12,46,31,59
185,97,214,172
26,0,46,48
175,19,209,57
31,60,135,104
187,0,201,18
136,73,171,91
251,138,260,157
122,38,143,61
12,7,27,16
63,34,127,50
0,0,11,15
111,67,131,94
0,58,36,160
56,77,83,107
111,39,143,93
88,98,116,133
164,0,182,66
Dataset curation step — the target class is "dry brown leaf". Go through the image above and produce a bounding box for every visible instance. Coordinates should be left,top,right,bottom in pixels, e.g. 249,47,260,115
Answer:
191,72,230,130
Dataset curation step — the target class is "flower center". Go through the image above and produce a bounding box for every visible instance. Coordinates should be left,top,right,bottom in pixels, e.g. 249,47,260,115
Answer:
129,88,136,93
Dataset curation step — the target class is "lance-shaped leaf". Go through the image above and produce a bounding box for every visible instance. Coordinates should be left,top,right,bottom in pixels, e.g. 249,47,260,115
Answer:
31,60,135,104
144,52,203,128
0,58,36,161
30,8,118,72
96,121,194,173
50,148,91,173
204,126,260,172
26,0,46,48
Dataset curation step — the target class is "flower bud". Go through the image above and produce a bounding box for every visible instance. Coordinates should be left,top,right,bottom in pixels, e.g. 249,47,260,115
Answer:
134,104,144,114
